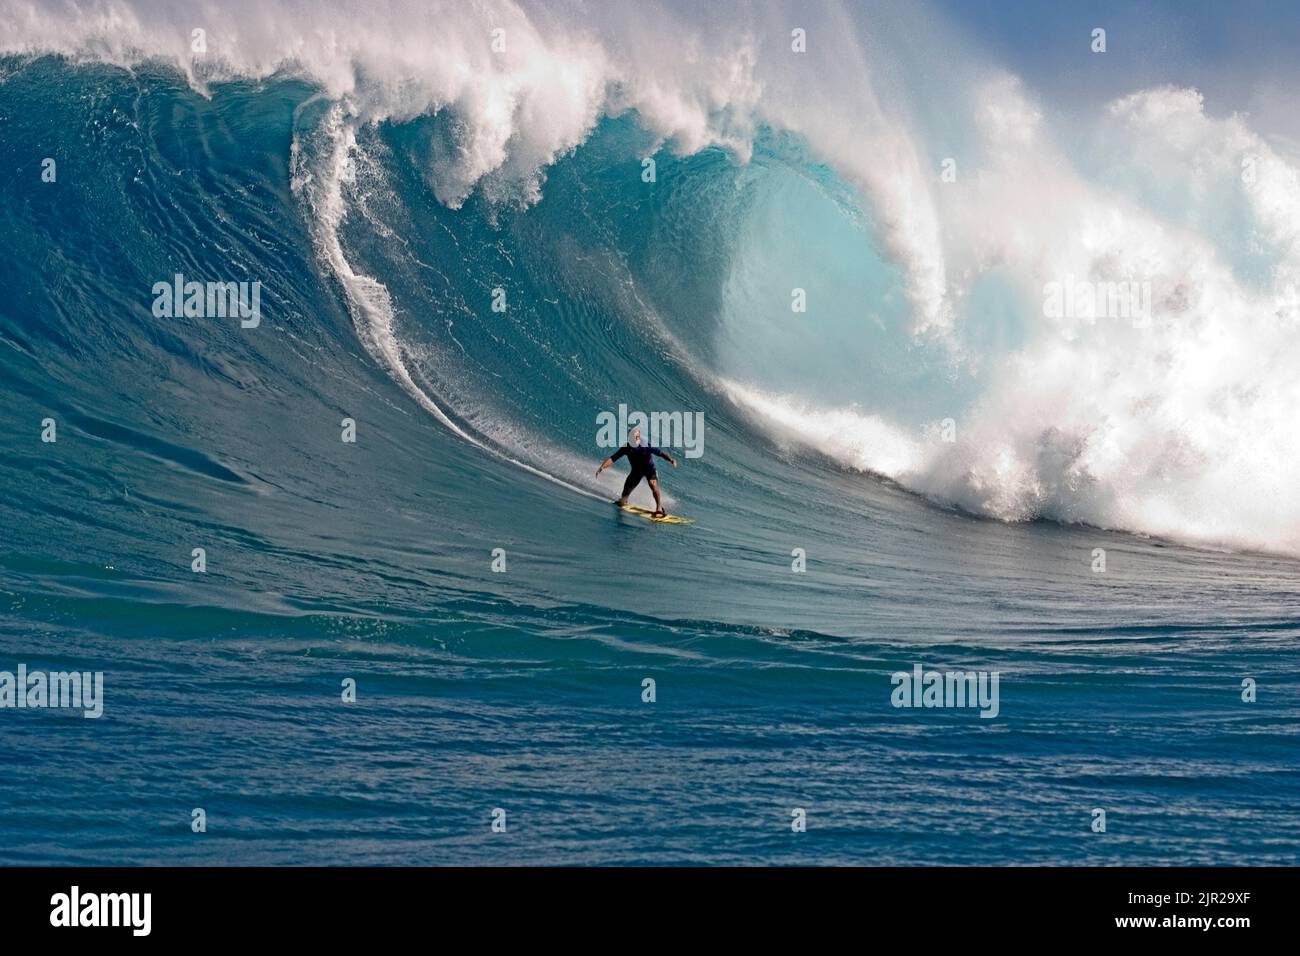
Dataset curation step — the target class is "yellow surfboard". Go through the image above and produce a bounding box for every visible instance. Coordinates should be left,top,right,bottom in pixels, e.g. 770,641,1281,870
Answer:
617,503,693,524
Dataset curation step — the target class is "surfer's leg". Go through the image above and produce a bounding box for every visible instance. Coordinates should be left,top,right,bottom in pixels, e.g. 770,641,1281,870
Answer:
617,473,642,506
648,478,665,516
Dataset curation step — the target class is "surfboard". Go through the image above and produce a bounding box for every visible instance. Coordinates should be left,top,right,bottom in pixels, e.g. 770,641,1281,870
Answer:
616,503,693,524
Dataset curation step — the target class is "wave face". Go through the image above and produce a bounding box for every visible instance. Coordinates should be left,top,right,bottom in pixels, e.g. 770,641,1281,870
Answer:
5,0,1300,554
1,1,1299,865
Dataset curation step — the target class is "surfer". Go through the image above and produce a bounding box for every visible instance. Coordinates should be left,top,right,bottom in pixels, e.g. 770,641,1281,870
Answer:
596,427,678,517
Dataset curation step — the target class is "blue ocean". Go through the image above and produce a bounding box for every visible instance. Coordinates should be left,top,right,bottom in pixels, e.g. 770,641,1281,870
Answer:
1,1,1297,866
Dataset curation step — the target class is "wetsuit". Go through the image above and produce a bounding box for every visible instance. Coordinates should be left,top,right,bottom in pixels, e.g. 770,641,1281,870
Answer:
611,443,671,498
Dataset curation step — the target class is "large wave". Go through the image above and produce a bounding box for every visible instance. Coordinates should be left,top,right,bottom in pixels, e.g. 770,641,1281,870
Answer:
4,0,1299,555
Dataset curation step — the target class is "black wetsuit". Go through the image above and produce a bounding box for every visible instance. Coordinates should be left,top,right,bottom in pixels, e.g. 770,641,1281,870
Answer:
611,443,671,498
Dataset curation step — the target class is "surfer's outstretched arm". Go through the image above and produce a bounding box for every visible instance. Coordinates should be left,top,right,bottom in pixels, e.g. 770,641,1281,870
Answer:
652,447,678,467
596,445,629,476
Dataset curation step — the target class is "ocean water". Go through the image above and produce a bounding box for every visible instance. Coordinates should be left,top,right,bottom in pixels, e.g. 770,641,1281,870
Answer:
1,1,1298,866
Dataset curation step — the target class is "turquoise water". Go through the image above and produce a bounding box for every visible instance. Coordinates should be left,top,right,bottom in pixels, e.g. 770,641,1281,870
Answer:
0,59,1297,865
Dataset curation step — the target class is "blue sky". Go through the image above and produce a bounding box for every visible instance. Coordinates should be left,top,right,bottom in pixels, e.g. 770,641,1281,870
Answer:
928,0,1300,137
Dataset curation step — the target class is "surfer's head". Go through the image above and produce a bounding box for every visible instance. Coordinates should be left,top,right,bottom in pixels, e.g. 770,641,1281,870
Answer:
630,427,642,446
